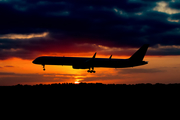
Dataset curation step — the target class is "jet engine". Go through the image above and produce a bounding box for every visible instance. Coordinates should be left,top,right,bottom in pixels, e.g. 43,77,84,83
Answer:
72,65,89,69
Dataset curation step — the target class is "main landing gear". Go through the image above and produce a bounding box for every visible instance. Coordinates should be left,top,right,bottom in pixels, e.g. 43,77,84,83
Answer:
42,64,45,71
87,67,96,73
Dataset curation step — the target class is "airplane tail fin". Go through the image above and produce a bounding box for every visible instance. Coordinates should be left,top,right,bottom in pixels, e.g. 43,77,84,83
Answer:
129,44,149,61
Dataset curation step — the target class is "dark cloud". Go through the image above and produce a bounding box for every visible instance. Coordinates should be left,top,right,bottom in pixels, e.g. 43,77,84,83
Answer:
169,1,180,9
4,65,14,67
0,72,15,75
118,68,165,74
0,0,180,60
0,72,84,85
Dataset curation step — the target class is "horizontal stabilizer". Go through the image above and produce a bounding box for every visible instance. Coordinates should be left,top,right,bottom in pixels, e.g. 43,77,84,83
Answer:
129,44,149,61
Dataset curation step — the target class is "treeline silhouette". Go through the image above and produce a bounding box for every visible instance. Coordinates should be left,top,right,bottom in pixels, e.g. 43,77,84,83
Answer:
1,83,180,94
1,82,180,88
2,82,180,88
1,83,179,106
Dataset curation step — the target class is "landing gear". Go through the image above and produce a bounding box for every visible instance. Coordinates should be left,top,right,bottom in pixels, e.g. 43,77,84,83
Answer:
87,70,96,73
42,64,45,71
87,67,96,73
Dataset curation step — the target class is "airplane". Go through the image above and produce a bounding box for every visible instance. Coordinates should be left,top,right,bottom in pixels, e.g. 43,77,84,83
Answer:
32,44,149,73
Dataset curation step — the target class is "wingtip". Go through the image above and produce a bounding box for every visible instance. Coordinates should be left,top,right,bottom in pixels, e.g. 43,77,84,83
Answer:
92,52,97,58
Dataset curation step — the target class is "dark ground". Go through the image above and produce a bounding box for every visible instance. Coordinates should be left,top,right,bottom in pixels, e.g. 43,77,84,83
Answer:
1,83,179,116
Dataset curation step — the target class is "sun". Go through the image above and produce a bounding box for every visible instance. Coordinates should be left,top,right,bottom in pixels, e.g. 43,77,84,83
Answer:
74,81,80,84
74,78,83,84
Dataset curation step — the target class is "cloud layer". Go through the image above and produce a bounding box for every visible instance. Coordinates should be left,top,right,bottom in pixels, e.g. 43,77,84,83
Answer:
1,0,180,60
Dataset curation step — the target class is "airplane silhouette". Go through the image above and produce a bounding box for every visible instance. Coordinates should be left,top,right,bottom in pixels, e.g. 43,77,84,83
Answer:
32,44,149,73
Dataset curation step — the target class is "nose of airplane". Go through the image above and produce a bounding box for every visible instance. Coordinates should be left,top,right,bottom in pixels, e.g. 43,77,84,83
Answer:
32,59,36,64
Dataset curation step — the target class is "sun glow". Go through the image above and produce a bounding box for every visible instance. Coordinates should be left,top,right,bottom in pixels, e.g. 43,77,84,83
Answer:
74,81,80,84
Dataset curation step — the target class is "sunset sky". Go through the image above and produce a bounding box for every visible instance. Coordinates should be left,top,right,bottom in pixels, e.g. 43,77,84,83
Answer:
0,0,180,86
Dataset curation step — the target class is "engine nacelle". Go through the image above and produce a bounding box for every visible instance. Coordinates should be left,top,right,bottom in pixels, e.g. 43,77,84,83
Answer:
72,65,89,69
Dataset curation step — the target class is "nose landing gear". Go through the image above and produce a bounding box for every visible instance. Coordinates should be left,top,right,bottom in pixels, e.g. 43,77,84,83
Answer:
42,64,45,71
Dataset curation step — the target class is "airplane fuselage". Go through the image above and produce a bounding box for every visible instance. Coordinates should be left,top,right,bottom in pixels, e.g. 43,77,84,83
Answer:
32,44,149,73
33,56,148,69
